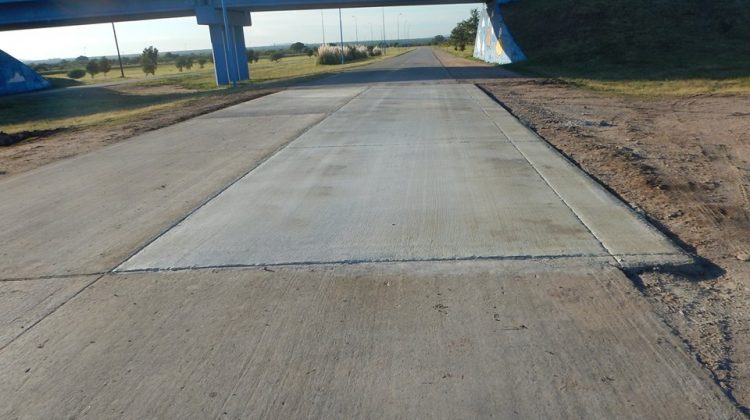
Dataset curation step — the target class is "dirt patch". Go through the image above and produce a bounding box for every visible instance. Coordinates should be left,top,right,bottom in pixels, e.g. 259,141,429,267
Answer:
122,84,199,95
0,88,275,175
479,78,750,411
0,129,66,147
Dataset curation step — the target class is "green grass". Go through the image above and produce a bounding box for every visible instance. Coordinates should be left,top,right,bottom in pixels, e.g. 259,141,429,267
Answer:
135,48,413,91
498,0,750,95
0,48,413,134
434,44,477,61
46,63,217,86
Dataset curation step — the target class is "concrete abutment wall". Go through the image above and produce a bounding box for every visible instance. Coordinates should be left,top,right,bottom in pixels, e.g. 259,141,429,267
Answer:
0,49,50,96
473,0,526,65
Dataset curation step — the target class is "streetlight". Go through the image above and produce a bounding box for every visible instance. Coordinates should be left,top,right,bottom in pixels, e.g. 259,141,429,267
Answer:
351,16,358,44
338,8,345,64
382,7,387,53
397,13,402,44
321,10,326,45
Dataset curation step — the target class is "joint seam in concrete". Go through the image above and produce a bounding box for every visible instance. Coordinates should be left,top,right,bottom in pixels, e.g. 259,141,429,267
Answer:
476,93,619,264
114,253,634,274
475,88,686,270
0,272,106,283
0,273,105,353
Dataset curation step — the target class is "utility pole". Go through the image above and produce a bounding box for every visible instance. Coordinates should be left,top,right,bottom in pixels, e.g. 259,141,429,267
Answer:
111,22,125,78
320,10,326,45
369,22,373,45
338,8,345,64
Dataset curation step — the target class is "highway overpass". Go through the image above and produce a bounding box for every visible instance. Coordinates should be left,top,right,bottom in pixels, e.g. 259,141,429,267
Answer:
0,0,525,89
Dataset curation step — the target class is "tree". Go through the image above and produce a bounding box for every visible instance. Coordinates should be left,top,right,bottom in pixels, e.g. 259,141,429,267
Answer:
67,69,86,79
98,57,112,75
270,51,285,62
175,56,187,72
449,9,479,51
141,46,159,75
290,42,306,53
198,57,207,68
246,49,260,63
185,57,194,70
306,48,315,58
75,55,89,63
431,35,446,45
32,63,50,72
85,60,100,78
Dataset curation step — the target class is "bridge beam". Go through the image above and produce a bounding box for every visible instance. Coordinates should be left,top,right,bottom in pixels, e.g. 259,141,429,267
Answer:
473,0,526,65
196,6,251,85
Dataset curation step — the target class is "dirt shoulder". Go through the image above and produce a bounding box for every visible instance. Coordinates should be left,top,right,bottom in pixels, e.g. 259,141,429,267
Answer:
0,86,276,176
479,78,750,411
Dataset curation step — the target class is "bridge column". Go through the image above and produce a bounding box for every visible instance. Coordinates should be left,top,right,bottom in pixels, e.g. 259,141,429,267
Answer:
473,0,526,65
196,6,251,86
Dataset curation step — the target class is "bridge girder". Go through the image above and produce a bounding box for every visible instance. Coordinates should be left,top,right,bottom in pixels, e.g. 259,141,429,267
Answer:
0,0,478,31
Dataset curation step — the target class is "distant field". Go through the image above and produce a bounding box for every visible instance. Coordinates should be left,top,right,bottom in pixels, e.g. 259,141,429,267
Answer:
1,48,413,135
44,50,411,91
45,62,217,87
135,50,411,90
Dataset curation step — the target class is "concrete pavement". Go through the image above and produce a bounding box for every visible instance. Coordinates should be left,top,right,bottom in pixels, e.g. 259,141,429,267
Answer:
0,48,739,418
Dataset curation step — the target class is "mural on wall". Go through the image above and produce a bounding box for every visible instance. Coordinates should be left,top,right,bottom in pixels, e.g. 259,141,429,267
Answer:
473,0,526,65
0,49,50,96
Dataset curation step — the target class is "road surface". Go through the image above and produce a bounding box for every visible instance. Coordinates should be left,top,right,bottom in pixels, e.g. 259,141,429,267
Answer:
0,48,740,418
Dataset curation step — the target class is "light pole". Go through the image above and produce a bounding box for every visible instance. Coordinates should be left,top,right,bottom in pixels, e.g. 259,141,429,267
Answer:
397,13,402,45
351,16,358,44
338,8,345,64
382,7,387,54
321,10,326,45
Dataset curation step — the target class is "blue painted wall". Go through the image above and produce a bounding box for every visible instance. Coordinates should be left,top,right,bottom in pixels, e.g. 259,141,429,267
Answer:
473,0,526,65
0,49,50,95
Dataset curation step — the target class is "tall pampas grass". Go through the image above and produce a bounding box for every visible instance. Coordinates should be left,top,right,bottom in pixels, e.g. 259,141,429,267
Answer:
317,44,371,65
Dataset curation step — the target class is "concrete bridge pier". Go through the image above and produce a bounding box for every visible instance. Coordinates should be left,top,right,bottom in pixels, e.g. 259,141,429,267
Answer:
196,6,251,85
473,0,526,65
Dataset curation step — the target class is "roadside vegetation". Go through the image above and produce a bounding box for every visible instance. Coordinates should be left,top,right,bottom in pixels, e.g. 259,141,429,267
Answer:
499,0,750,95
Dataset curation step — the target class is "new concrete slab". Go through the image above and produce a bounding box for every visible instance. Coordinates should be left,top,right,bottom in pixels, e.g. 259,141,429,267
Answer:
0,261,738,419
119,137,607,270
120,82,683,271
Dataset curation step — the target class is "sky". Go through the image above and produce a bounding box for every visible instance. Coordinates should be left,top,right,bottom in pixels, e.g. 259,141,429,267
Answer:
0,4,480,61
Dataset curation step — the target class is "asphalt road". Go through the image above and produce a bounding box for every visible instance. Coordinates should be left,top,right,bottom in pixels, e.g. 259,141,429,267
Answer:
0,48,740,418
